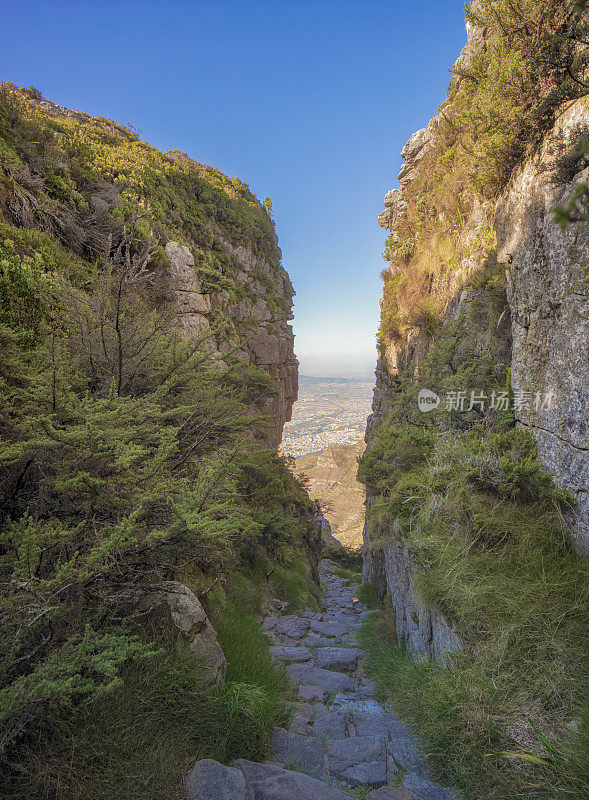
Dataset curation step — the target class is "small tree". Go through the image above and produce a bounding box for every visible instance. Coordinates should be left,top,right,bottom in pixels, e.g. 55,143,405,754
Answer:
263,196,274,216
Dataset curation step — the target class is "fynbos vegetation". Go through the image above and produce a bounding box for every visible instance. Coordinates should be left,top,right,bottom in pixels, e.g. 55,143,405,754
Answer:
0,84,317,799
361,2,589,799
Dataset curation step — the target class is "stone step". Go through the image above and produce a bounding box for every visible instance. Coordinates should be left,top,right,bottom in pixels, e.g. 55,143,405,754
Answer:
312,707,349,739
237,761,357,799
326,736,388,786
310,620,349,638
297,683,327,703
313,646,364,672
287,663,353,693
352,711,411,740
402,772,456,800
269,646,311,663
288,703,315,735
305,633,340,647
366,788,421,800
275,616,311,639
187,759,247,800
271,728,324,778
387,737,427,778
331,697,384,714
246,563,457,800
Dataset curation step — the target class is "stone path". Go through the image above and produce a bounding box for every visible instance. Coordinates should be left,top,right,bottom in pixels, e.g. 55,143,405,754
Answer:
187,561,456,800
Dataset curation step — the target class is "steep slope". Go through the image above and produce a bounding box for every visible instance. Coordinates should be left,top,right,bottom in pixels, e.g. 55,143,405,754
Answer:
359,3,588,799
295,441,366,547
0,85,318,800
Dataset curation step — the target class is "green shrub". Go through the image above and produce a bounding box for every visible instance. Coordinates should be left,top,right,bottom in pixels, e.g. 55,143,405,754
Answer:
333,566,362,583
1,603,290,800
322,544,363,571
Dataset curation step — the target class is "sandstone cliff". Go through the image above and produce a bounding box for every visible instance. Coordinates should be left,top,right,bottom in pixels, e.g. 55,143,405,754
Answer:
0,88,298,445
363,1,588,663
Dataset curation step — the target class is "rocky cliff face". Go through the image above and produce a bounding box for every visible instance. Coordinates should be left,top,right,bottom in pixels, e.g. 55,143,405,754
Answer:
496,100,589,551
363,6,589,661
0,88,298,446
165,239,298,445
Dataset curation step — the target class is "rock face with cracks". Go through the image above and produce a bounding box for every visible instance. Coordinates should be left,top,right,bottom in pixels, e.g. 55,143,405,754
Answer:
365,11,589,667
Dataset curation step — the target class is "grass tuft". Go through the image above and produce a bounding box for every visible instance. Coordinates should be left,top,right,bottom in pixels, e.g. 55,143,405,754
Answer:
1,589,291,800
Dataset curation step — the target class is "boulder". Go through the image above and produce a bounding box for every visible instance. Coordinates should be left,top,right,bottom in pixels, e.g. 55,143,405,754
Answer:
384,189,400,208
140,581,226,683
400,126,433,162
378,208,392,229
186,759,248,800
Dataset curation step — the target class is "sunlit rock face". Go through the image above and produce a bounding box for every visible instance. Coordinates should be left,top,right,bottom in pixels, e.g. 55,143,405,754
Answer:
165,237,298,447
496,99,589,553
365,11,589,663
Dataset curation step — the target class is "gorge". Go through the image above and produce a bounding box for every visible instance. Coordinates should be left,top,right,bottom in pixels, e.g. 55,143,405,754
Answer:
0,1,588,800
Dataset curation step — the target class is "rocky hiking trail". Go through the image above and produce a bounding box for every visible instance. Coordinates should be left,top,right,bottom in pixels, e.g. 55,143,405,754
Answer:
187,562,456,799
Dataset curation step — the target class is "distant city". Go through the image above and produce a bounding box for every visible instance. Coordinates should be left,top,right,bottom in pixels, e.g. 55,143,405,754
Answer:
280,375,374,457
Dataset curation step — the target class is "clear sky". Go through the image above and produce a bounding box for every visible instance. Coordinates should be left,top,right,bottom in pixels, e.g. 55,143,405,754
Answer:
1,0,466,377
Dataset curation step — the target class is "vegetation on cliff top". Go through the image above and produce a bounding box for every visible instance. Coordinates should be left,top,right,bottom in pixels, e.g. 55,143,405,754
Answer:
0,83,289,301
377,0,588,350
0,88,313,798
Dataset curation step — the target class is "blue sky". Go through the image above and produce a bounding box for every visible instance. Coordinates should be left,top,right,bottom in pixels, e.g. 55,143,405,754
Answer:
2,0,466,376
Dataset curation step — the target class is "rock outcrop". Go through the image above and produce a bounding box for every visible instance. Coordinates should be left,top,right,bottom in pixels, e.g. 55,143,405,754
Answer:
365,6,589,663
139,581,226,683
496,99,589,552
165,239,298,445
362,538,462,664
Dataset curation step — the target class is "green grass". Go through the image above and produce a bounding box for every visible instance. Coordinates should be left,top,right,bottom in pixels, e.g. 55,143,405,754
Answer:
333,566,362,583
358,604,588,800
271,553,321,611
355,582,378,609
359,422,589,800
1,590,292,800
